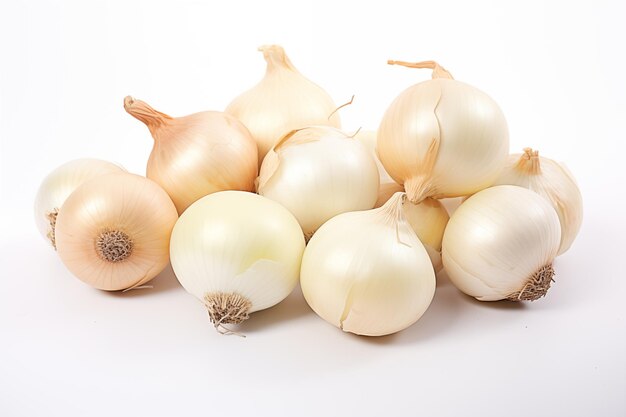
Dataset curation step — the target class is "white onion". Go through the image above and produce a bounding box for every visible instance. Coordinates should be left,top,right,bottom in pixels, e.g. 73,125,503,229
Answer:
258,126,379,239
169,191,305,333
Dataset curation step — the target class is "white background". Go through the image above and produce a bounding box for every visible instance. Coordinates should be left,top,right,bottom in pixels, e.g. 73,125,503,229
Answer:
1,0,625,416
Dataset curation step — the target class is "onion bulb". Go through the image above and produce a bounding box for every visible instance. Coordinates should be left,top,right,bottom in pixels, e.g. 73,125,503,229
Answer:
356,130,449,270
226,45,341,164
34,158,125,249
378,60,509,203
493,148,583,255
301,192,436,336
442,185,561,301
169,191,305,334
55,173,178,291
124,96,258,214
257,126,379,239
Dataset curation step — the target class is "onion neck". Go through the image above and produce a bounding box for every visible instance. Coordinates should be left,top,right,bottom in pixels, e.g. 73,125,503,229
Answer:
124,96,173,136
379,191,407,224
387,60,454,80
259,45,298,73
515,147,542,175
404,176,431,204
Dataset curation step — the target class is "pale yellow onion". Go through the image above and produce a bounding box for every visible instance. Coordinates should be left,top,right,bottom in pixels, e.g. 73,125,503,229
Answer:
493,148,583,255
169,191,305,333
124,96,258,214
258,126,379,239
442,185,561,301
226,45,340,165
356,130,449,270
34,158,125,249
378,60,509,203
55,173,178,291
301,192,436,336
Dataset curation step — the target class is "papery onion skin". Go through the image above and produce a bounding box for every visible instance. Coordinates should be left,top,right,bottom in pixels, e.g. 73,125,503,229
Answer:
124,96,258,214
258,126,379,239
378,61,509,203
493,148,583,255
34,159,125,249
301,192,436,336
442,185,561,301
169,191,305,331
55,173,178,291
226,45,340,165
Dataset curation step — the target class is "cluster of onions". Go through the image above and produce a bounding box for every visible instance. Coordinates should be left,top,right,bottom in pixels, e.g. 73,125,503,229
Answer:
375,60,582,304
35,47,582,338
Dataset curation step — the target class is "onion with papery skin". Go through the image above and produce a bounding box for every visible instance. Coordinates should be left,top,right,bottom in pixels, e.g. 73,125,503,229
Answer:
378,60,509,203
226,45,341,165
34,159,125,249
301,192,436,336
169,191,305,334
55,173,178,291
258,126,379,240
442,185,561,301
493,148,583,255
124,96,258,214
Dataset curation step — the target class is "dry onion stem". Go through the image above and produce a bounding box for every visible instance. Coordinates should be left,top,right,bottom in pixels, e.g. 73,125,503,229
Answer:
46,209,59,249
